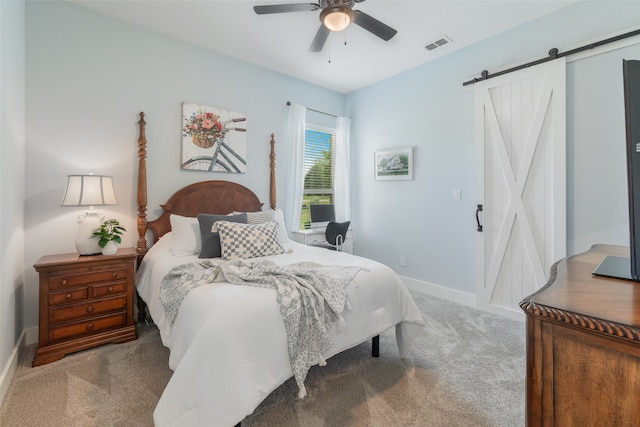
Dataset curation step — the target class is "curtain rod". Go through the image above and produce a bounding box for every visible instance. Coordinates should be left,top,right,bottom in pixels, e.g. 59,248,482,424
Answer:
286,101,337,118
462,28,640,87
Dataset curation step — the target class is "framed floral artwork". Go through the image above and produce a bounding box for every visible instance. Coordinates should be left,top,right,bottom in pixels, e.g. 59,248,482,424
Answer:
181,102,247,172
374,147,414,180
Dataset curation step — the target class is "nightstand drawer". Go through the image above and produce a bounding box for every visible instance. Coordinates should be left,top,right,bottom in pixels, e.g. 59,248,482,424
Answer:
48,312,127,342
48,296,128,324
48,287,89,305
92,281,127,298
49,265,128,290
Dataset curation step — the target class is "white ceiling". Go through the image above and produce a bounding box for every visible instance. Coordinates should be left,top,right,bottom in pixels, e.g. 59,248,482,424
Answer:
69,0,576,94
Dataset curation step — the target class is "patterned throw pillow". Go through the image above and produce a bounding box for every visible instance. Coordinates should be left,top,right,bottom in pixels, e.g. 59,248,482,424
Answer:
232,209,289,243
233,210,274,224
216,220,285,260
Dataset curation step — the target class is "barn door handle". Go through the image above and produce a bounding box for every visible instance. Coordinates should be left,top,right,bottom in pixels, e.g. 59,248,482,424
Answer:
476,204,483,232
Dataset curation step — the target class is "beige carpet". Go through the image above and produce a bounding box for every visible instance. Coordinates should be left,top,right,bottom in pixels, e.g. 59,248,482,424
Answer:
0,292,525,426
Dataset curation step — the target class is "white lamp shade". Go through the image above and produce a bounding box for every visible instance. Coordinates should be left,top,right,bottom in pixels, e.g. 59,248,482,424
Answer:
61,175,117,207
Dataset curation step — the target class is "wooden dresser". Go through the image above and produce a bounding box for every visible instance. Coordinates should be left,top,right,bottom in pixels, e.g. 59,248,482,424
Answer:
33,247,138,367
520,244,640,426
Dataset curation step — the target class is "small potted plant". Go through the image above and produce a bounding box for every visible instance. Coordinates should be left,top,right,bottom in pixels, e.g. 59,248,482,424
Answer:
91,219,126,255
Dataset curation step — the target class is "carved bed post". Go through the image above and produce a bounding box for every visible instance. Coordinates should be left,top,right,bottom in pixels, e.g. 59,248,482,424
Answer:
136,112,150,324
270,133,276,210
136,112,148,263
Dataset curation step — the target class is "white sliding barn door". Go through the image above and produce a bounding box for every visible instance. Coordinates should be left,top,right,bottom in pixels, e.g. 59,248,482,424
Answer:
475,60,566,319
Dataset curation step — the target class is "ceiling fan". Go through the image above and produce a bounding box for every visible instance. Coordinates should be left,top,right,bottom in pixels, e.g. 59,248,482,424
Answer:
253,0,397,53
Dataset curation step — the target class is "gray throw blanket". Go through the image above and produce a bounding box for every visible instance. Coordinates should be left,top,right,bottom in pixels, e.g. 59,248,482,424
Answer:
159,259,360,398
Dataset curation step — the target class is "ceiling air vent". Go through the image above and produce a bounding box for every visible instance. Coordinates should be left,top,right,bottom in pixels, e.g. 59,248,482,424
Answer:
425,35,452,52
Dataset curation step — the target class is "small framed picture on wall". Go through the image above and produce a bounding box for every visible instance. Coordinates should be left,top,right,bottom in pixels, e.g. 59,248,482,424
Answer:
374,147,414,181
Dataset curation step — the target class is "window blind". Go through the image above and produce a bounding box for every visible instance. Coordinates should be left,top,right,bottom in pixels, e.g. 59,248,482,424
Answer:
303,127,335,199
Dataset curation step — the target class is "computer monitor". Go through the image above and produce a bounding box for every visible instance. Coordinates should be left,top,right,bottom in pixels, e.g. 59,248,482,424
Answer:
309,204,335,228
593,59,640,281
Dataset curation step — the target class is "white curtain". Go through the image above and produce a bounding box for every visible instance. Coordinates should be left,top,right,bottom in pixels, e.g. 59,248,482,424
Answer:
334,116,351,222
284,103,306,234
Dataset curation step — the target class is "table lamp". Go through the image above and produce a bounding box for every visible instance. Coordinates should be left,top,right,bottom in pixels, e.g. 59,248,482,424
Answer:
61,174,117,255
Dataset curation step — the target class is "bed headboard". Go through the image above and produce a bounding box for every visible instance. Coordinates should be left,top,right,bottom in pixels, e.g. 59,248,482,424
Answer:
135,111,277,259
147,180,263,244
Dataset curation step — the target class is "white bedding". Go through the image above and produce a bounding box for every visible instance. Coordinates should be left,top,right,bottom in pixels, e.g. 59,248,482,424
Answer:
136,232,426,427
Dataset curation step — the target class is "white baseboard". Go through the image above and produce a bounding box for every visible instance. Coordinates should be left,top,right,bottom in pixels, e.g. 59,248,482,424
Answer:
401,275,525,322
0,331,24,407
401,275,477,307
0,326,38,408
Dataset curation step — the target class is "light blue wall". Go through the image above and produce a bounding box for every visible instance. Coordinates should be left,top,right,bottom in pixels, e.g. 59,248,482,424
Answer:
0,0,26,400
21,0,640,329
24,1,345,329
346,1,640,295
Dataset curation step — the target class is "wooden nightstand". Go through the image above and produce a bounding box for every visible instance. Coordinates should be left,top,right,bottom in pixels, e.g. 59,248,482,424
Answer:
32,247,138,367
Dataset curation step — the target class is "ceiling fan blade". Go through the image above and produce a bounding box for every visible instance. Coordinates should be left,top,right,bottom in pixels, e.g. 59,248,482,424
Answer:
352,10,397,41
253,3,320,15
309,25,330,52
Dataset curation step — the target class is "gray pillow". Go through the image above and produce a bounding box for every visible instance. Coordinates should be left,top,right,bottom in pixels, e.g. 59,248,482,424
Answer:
197,213,247,258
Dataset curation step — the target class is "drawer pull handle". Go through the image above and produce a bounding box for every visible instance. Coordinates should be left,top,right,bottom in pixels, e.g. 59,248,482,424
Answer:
86,323,94,331
65,293,72,299
107,286,113,293
61,279,68,285
86,305,94,313
112,272,118,278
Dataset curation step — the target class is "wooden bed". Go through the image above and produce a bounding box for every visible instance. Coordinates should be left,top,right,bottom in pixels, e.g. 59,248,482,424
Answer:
132,112,425,427
134,111,277,324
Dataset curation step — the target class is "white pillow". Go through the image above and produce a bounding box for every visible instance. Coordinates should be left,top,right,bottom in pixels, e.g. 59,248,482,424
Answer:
232,208,289,243
169,214,201,256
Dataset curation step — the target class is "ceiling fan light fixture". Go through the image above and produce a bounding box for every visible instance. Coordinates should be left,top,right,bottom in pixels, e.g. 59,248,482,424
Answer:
320,5,354,32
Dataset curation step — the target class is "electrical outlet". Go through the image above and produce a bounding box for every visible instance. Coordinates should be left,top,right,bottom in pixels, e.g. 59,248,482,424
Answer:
453,188,462,200
399,257,406,267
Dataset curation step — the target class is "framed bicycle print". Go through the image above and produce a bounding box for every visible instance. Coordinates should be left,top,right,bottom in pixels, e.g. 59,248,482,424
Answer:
181,102,247,172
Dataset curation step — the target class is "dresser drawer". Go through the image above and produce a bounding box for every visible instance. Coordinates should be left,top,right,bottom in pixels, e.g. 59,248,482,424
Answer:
48,287,89,306
92,281,127,298
48,296,128,324
49,264,128,290
48,312,127,342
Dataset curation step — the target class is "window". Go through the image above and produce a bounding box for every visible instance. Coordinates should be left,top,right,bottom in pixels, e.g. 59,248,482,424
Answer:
300,125,336,229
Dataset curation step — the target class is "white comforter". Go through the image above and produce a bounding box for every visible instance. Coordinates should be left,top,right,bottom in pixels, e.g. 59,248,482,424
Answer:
136,233,425,427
